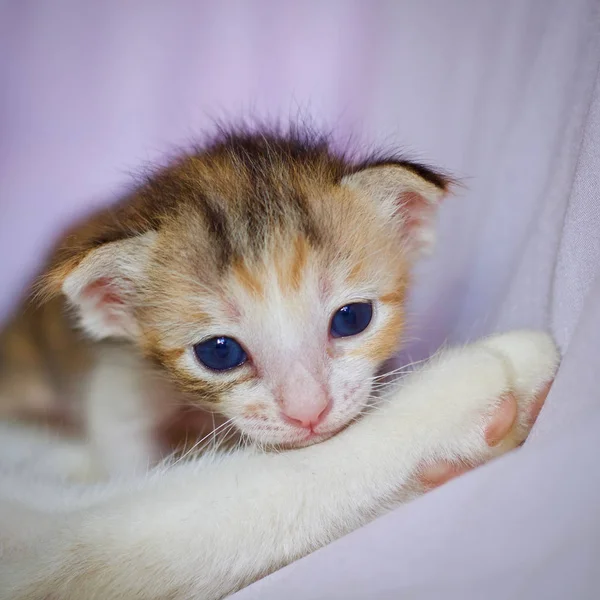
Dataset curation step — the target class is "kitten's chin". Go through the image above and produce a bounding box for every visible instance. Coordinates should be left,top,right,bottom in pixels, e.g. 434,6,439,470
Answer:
235,414,359,450
269,423,351,450
281,432,334,449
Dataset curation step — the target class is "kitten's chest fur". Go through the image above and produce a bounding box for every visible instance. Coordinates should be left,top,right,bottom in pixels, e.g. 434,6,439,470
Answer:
0,297,216,458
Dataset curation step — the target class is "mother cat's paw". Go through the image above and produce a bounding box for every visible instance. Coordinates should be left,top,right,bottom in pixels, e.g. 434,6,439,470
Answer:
480,330,559,441
419,380,552,489
417,330,559,490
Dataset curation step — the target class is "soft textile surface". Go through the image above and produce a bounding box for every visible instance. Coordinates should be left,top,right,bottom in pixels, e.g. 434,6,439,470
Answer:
1,1,599,598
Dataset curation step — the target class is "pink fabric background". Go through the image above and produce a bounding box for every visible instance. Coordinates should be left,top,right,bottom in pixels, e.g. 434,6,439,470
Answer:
1,1,599,598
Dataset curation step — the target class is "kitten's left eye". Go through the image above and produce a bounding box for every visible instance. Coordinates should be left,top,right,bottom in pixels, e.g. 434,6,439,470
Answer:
193,336,248,371
330,302,373,338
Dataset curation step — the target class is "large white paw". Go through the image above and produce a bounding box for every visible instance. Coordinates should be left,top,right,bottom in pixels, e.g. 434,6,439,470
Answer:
479,329,559,447
416,330,559,487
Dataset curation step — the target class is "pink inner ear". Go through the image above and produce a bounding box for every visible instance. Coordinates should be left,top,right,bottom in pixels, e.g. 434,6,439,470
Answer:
79,276,132,331
82,277,125,307
400,191,434,227
397,191,440,254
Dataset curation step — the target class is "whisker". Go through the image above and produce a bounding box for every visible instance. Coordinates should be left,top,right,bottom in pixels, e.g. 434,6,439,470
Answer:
174,418,235,464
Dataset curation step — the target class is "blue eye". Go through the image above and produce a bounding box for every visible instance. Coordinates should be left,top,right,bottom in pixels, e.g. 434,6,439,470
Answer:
193,336,248,371
330,302,373,338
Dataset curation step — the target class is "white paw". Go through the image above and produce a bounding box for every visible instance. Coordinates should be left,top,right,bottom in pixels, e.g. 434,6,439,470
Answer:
415,330,559,474
480,329,559,399
479,329,559,446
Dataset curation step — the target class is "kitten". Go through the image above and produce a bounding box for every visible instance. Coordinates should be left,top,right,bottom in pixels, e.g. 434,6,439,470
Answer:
0,127,559,599
0,127,453,478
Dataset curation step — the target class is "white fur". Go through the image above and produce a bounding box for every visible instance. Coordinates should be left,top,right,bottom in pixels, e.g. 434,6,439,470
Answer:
79,344,175,480
0,330,558,600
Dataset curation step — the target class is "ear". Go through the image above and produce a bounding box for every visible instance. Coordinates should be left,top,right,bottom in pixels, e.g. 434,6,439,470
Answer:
57,232,157,341
341,163,451,257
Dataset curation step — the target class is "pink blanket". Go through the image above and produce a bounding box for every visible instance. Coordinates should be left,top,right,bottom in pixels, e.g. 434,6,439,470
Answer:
1,1,598,597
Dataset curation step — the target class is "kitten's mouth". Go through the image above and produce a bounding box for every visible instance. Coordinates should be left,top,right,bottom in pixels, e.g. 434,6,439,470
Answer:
302,430,333,444
276,423,349,449
276,434,331,450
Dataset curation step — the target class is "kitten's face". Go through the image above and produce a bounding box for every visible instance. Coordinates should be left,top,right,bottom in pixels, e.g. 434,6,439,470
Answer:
52,132,447,449
141,187,409,448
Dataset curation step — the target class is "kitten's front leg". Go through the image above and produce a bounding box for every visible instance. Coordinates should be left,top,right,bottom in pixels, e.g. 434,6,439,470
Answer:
2,331,558,600
80,345,170,481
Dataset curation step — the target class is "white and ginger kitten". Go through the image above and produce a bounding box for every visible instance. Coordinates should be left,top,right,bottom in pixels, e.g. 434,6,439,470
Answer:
0,127,559,599
1,127,460,477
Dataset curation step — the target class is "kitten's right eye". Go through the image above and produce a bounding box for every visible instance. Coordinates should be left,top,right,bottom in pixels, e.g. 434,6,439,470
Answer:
193,336,248,372
330,302,373,338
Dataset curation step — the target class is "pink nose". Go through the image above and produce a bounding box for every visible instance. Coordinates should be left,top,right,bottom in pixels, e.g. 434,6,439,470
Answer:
279,363,331,429
281,400,331,429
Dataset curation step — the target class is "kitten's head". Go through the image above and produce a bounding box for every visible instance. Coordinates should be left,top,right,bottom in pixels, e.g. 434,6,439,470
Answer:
43,129,450,448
